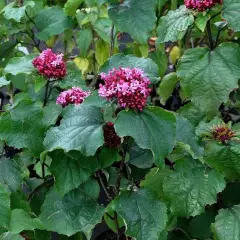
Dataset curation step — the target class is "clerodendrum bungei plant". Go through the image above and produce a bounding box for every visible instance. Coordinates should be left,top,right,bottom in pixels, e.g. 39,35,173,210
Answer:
0,0,240,239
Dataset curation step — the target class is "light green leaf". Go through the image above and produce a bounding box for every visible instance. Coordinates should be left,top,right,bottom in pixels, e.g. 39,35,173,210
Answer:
4,55,35,75
0,184,11,229
96,39,110,66
212,204,240,240
176,115,204,158
39,187,104,236
163,159,226,217
49,150,99,195
157,5,194,43
223,0,240,32
111,189,167,240
115,106,176,167
140,168,171,199
64,0,84,16
157,72,178,104
35,75,46,93
44,105,104,156
177,43,240,113
108,0,157,44
195,14,210,32
94,18,114,43
0,77,10,87
77,28,93,58
205,142,240,180
0,232,24,240
35,6,74,41
0,158,22,192
100,54,159,84
0,100,47,156
10,209,44,234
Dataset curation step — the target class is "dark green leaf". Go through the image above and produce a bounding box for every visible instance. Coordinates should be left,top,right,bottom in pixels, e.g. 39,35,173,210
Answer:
0,184,11,230
77,28,93,58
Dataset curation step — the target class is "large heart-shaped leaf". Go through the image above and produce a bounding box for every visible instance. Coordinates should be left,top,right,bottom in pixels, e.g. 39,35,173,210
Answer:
35,6,74,41
100,54,159,84
115,106,176,167
157,5,194,43
108,0,157,43
177,43,240,112
39,187,104,236
223,0,240,32
111,189,167,240
44,105,104,156
163,159,226,217
212,204,240,240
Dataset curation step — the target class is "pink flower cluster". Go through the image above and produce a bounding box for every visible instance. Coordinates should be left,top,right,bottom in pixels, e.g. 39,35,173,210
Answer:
56,87,90,107
99,67,151,111
185,0,222,11
32,49,66,79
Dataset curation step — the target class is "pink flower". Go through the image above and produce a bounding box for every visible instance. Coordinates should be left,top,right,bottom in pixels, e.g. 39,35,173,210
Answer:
32,49,66,79
56,87,90,107
184,0,222,11
99,67,151,111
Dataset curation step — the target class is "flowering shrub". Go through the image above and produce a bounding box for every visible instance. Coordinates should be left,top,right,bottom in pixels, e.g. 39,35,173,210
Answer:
0,0,240,239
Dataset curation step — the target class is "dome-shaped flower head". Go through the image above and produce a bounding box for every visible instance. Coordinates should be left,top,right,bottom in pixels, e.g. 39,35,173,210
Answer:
99,67,151,111
185,0,222,11
211,123,236,143
32,49,66,79
56,87,90,107
103,122,121,148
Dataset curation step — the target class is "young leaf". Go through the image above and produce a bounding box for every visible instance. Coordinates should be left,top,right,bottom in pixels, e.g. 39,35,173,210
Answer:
177,43,240,113
35,6,74,41
115,106,176,167
157,5,194,43
111,189,168,240
212,204,240,240
100,54,159,83
39,187,104,236
108,0,157,44
44,105,104,156
163,159,226,217
64,0,84,16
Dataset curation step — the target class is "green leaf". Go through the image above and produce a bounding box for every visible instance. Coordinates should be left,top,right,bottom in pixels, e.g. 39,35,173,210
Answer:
100,54,159,84
0,77,10,87
129,144,153,169
0,158,22,192
223,0,240,32
10,191,30,212
43,103,62,127
140,167,171,199
77,28,93,58
0,41,16,68
115,106,176,167
94,18,114,43
195,14,210,32
99,147,121,168
2,1,34,22
205,142,240,180
163,159,226,217
0,184,11,230
176,115,204,158
35,75,46,93
59,62,85,89
0,232,24,240
212,204,240,240
4,55,35,75
157,72,178,105
49,150,98,195
64,0,84,16
0,100,47,156
39,187,104,236
177,43,240,113
108,0,157,44
112,189,168,240
157,5,194,43
177,102,206,127
44,105,104,156
10,209,44,234
96,39,110,66
35,6,74,41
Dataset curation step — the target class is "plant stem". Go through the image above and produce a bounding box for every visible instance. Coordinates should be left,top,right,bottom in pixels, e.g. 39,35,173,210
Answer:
95,171,112,200
206,20,214,50
41,162,45,179
43,80,50,106
215,29,222,47
90,29,98,89
110,23,115,57
114,211,120,240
